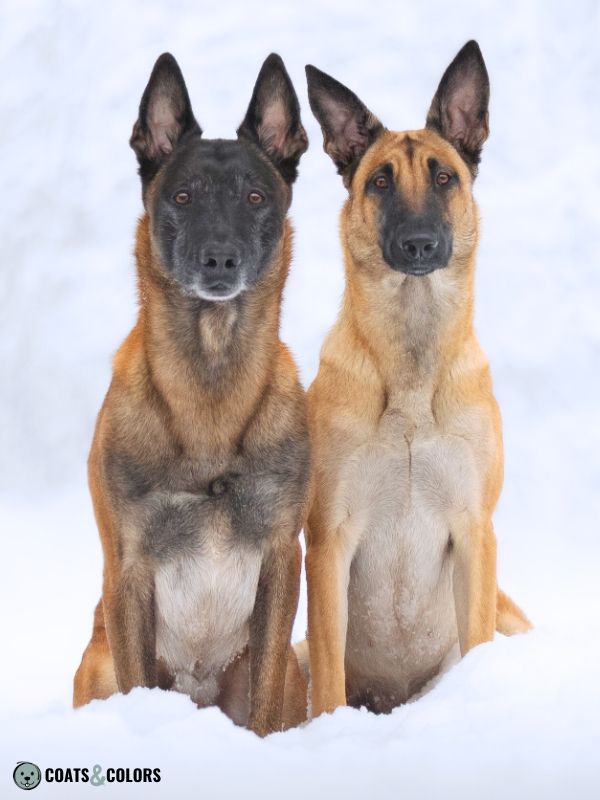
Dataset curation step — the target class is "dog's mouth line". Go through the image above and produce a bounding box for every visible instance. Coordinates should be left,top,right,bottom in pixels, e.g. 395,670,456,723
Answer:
177,281,248,303
386,259,450,278
380,250,450,276
403,267,440,276
194,285,246,302
395,264,447,276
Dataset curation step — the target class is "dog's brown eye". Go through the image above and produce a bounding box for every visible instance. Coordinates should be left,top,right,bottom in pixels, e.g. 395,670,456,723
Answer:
174,191,190,205
374,175,389,189
248,191,264,205
436,172,451,186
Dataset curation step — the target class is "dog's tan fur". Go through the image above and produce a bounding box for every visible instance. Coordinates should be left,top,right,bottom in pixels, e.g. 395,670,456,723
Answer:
305,110,530,715
72,52,315,736
74,214,309,735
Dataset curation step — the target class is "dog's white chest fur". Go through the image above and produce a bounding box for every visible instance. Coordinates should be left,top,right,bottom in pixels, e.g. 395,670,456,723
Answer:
339,413,482,706
154,540,262,707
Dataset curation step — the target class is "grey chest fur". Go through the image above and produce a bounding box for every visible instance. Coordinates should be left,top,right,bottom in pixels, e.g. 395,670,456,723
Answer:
108,451,300,706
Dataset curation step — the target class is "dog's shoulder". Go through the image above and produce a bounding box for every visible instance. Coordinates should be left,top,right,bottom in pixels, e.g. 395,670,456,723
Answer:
240,341,308,452
308,316,385,426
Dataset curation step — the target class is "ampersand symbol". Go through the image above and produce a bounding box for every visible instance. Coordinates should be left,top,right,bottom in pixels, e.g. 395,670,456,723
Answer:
91,765,105,786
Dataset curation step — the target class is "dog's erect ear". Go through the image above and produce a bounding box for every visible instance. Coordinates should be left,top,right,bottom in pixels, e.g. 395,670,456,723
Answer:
237,53,308,184
426,40,489,177
130,53,201,188
305,65,384,188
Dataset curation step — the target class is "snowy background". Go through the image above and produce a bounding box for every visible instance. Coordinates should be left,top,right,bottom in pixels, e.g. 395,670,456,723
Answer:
1,0,599,797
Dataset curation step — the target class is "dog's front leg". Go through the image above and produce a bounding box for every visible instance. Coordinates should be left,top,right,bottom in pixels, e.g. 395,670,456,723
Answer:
102,561,157,694
306,536,351,717
248,537,301,737
452,518,497,656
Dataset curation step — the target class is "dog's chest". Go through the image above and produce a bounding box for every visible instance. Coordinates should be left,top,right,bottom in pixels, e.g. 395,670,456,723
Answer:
338,413,483,542
154,537,262,707
339,414,482,703
135,463,274,707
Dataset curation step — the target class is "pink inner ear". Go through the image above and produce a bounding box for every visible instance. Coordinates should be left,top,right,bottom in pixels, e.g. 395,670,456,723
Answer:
322,97,353,135
149,93,177,156
445,83,482,148
260,99,289,155
446,104,469,143
320,95,365,157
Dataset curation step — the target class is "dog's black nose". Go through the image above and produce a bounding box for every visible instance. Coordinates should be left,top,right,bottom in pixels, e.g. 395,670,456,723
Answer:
399,234,438,261
200,245,241,272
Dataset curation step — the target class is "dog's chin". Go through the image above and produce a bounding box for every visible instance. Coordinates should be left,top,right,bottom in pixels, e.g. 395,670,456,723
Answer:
189,284,246,303
382,247,451,277
388,261,449,277
401,265,444,277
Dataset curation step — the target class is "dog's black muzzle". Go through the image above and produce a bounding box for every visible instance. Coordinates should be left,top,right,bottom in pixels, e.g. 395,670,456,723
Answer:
383,221,453,276
196,241,244,297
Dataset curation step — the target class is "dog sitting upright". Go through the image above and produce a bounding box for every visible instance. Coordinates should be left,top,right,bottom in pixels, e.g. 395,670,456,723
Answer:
303,41,531,717
73,53,310,736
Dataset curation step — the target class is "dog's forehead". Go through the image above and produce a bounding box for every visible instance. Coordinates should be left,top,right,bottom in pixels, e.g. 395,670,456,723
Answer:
359,129,467,179
164,137,280,188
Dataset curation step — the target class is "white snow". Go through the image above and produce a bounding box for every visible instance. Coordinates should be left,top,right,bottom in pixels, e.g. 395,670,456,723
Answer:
1,0,600,797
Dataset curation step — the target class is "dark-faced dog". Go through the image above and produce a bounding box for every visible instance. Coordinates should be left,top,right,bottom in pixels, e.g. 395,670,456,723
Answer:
73,52,310,736
302,41,531,718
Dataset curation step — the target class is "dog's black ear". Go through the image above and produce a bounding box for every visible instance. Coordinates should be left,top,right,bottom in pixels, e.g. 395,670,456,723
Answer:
426,40,489,177
237,53,308,184
130,53,201,188
305,65,384,188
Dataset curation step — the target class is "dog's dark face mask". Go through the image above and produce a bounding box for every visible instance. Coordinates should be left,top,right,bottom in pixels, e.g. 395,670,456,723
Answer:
305,41,490,278
130,53,307,302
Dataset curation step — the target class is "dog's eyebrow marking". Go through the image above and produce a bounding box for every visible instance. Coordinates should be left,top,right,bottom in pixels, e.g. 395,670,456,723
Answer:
427,157,458,185
186,174,213,190
242,171,266,184
428,157,440,178
187,172,241,193
366,161,394,184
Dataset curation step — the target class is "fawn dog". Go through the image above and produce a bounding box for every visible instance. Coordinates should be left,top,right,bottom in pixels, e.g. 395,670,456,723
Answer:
303,41,531,717
73,52,311,736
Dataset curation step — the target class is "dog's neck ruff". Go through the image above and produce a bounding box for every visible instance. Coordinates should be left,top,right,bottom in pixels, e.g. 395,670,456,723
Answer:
134,214,283,400
344,251,477,418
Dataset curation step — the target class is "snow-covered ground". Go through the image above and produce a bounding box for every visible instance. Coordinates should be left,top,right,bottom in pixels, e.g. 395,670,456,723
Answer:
1,0,599,797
